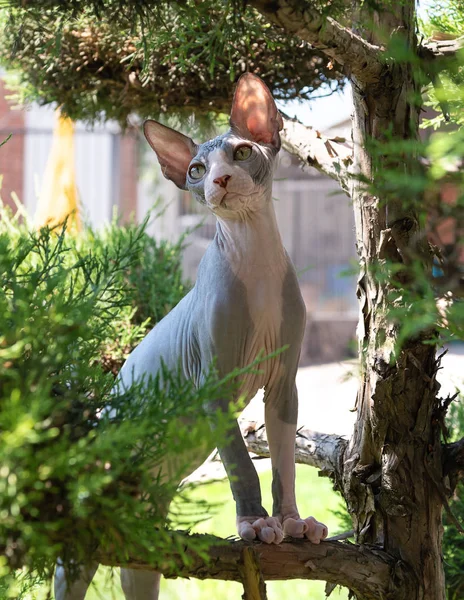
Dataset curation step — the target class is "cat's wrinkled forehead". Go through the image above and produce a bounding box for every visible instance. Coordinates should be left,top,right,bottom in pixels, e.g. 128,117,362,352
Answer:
192,130,276,188
196,130,277,159
195,132,229,160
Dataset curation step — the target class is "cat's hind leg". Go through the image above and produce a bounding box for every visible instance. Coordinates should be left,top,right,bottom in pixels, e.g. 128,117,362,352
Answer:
120,569,161,600
54,560,99,600
117,436,215,600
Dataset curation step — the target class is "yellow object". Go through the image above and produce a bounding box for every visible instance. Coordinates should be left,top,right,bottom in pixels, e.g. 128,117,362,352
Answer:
34,111,81,232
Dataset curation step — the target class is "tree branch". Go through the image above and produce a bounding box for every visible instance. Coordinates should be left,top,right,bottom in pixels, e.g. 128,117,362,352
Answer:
420,36,464,60
443,437,464,480
97,533,411,599
250,0,384,83
241,421,348,488
281,116,352,192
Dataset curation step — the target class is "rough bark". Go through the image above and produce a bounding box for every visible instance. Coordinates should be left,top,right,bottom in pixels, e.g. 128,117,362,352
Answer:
341,0,446,597
420,35,464,59
250,0,384,82
281,117,352,192
97,534,413,599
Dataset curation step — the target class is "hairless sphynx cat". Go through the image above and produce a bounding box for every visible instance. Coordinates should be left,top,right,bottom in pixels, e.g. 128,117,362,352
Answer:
54,73,328,600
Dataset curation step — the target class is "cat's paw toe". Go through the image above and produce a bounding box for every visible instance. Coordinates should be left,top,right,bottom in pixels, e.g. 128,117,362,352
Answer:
282,516,328,543
237,520,257,541
237,516,283,544
259,526,277,544
282,516,307,538
303,516,328,544
258,517,283,544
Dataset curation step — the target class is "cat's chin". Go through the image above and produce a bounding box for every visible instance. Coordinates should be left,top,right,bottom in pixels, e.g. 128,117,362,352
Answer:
207,191,268,220
209,195,246,214
207,196,227,208
207,192,237,210
210,201,259,223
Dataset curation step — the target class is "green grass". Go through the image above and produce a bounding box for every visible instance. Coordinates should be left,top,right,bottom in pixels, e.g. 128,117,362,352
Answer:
84,464,350,600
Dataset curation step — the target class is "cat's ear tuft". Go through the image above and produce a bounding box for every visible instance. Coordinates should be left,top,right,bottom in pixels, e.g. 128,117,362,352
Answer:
143,120,197,190
230,73,283,149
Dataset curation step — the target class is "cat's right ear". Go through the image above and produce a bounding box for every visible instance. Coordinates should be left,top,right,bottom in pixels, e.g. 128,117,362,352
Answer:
144,120,197,190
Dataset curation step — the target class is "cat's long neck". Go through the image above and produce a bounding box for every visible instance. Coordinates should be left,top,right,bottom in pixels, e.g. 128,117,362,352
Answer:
215,197,287,277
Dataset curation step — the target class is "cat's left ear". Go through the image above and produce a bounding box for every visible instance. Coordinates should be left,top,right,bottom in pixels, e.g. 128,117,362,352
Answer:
230,73,283,149
144,120,198,190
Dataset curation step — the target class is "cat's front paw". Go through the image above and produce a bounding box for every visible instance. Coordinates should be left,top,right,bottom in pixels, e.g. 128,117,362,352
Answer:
237,516,284,544
282,515,328,544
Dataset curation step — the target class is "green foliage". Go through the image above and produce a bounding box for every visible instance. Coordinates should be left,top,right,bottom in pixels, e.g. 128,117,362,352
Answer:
82,218,188,374
444,397,464,600
0,1,345,126
351,51,464,349
418,1,464,131
357,7,464,354
422,0,464,37
0,202,241,597
0,134,11,148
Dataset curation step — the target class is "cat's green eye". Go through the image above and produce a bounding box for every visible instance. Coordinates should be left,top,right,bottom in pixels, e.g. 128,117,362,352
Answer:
188,163,206,180
234,145,252,161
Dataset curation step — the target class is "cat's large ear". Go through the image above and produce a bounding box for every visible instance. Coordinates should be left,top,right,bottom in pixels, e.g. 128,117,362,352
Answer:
144,120,198,190
230,73,283,149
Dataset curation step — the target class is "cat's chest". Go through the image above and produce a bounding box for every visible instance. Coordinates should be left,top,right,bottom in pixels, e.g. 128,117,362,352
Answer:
243,276,284,329
231,270,286,377
229,274,284,393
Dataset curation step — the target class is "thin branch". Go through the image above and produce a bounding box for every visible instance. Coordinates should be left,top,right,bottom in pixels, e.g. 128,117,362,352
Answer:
281,117,353,193
420,36,464,60
250,0,384,83
97,533,412,599
443,436,464,480
326,530,355,541
241,421,348,488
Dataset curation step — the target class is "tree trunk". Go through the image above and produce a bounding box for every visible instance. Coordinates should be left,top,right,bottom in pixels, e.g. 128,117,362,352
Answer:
343,1,446,598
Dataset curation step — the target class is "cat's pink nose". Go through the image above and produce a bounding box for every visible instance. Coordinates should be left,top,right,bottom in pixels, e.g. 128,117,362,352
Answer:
213,174,231,188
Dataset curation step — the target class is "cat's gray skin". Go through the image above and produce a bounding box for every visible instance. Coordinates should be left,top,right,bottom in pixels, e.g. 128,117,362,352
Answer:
54,74,327,600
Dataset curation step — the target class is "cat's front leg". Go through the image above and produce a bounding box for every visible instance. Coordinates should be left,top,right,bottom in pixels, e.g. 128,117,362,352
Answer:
215,416,284,544
265,381,328,544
